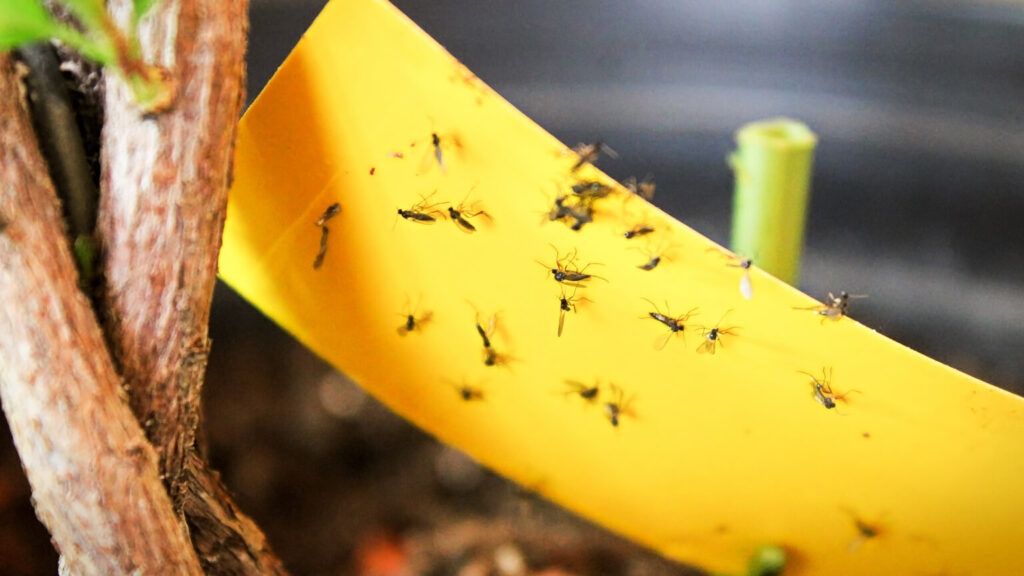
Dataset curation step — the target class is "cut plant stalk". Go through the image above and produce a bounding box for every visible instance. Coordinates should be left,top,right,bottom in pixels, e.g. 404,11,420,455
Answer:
729,118,817,285
219,1,1024,574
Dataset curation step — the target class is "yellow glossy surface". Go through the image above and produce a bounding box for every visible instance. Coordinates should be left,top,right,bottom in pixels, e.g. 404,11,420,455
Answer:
220,1,1024,574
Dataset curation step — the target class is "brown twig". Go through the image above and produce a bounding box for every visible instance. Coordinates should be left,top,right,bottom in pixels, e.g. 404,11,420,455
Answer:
97,0,287,573
0,53,203,575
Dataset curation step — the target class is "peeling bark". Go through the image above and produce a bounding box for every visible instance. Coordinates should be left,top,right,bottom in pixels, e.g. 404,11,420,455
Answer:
97,1,287,573
0,53,203,575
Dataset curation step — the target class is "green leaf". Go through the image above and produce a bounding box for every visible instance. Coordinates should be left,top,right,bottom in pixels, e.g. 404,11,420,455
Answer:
55,0,107,32
133,0,160,23
0,0,60,52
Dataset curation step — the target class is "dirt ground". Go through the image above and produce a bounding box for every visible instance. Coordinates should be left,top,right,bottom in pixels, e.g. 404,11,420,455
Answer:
0,286,701,576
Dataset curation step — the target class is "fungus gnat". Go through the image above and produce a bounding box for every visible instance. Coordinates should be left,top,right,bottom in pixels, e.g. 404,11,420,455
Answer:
727,257,753,300
571,180,614,201
624,225,655,240
637,256,661,271
844,509,884,552
799,367,858,410
557,286,591,337
631,242,676,272
623,173,656,201
312,203,341,270
603,384,634,428
446,380,485,402
397,297,433,336
397,191,446,225
469,307,510,367
537,245,604,287
563,380,600,402
412,129,462,174
545,193,595,231
642,298,698,350
570,141,618,172
546,194,572,223
447,190,490,233
459,387,484,401
431,132,444,171
696,310,739,355
483,347,513,368
474,310,497,349
794,291,867,322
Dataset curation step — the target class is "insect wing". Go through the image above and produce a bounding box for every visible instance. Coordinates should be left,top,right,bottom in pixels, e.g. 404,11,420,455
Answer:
696,338,716,355
397,320,412,337
739,272,753,300
434,143,446,173
653,330,674,351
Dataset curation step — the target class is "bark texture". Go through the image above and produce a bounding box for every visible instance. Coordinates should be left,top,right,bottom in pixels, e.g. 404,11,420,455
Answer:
98,1,286,573
0,54,203,575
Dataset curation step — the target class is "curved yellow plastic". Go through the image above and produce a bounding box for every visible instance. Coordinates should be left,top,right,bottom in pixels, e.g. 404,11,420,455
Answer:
219,1,1024,574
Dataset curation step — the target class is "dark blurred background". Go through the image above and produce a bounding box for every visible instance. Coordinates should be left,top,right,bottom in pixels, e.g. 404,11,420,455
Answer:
3,1,1022,574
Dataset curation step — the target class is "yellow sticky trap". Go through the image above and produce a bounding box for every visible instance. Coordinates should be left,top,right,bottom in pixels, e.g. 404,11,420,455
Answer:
220,1,1024,574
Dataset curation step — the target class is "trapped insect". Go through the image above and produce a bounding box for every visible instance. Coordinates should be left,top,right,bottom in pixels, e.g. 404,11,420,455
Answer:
794,291,867,322
624,224,655,240
696,310,739,355
315,203,342,227
570,141,618,172
469,307,510,367
397,191,447,224
430,132,444,171
313,227,331,270
397,296,433,336
446,380,485,402
411,128,462,174
637,256,661,271
631,242,676,272
483,347,512,367
799,367,858,409
571,180,615,201
727,257,753,300
603,384,634,427
643,298,698,350
557,286,591,337
563,380,600,402
843,509,884,552
473,310,497,349
623,173,656,201
447,190,491,233
313,202,341,269
537,245,603,287
547,194,594,231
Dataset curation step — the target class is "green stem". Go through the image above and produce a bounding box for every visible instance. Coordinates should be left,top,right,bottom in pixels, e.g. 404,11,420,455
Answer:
728,118,817,285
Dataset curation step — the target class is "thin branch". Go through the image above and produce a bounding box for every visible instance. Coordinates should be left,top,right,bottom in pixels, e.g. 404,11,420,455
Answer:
15,43,98,241
98,0,287,573
0,53,203,576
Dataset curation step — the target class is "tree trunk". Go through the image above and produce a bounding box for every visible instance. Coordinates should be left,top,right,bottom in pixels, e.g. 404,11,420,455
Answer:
0,53,203,575
0,0,288,573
